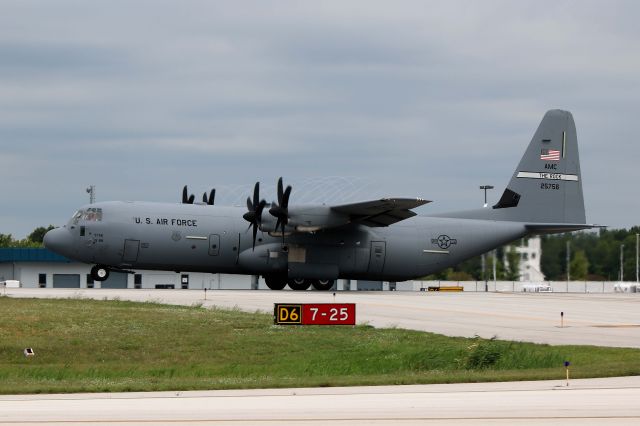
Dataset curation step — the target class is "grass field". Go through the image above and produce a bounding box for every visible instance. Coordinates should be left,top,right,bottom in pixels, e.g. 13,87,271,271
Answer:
0,296,638,394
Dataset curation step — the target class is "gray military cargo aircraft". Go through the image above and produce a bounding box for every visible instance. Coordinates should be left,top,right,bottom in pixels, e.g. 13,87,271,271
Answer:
44,110,597,290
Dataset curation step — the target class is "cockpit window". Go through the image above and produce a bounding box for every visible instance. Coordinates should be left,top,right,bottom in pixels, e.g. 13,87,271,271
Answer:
71,211,83,225
71,208,103,225
83,208,103,222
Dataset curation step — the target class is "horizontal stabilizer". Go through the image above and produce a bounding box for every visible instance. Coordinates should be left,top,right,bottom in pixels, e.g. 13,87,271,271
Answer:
525,223,605,234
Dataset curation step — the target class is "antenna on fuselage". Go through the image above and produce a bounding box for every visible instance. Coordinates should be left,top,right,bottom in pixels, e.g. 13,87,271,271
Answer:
86,185,95,204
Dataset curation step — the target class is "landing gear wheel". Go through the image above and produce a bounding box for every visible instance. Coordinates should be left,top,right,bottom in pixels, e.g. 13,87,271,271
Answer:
264,275,286,290
90,265,110,281
288,278,311,291
312,279,335,291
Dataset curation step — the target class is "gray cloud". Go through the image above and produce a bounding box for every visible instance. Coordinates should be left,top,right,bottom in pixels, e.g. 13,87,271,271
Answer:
0,0,638,237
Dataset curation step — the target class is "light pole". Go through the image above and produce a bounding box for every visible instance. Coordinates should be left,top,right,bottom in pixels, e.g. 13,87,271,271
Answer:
492,249,497,285
479,185,493,291
566,240,571,282
481,253,487,292
479,185,494,208
620,244,624,282
636,233,640,283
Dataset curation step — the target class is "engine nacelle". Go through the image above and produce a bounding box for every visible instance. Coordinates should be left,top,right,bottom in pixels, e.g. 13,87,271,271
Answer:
237,243,287,273
259,205,349,233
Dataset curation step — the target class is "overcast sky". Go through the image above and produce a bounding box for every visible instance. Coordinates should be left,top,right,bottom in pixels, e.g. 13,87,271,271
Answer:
1,0,638,238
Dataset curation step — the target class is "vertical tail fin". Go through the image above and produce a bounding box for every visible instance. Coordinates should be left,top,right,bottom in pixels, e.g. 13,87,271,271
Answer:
492,109,585,224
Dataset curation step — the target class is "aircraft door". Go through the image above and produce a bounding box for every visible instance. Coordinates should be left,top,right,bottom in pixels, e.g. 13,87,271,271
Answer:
122,239,140,263
208,234,220,256
368,241,386,274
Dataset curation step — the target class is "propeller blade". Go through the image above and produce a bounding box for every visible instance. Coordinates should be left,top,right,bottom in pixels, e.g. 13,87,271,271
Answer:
252,222,258,250
202,192,208,203
282,185,292,209
253,182,259,209
208,189,215,205
244,181,265,251
182,186,188,204
188,194,195,204
277,177,283,204
256,200,266,226
269,178,291,246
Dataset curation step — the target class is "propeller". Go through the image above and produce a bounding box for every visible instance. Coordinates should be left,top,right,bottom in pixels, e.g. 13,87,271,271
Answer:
269,177,292,244
182,185,195,204
243,182,266,250
202,189,216,205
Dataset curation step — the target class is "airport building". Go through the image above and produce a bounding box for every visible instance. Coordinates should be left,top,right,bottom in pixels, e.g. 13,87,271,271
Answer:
0,248,257,290
514,237,545,282
0,248,398,291
0,247,627,293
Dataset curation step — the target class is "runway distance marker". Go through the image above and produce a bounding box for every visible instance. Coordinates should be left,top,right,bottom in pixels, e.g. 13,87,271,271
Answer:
274,303,356,325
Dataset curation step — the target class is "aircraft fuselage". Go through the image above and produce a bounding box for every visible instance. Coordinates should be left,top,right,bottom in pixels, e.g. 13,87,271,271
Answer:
47,201,527,283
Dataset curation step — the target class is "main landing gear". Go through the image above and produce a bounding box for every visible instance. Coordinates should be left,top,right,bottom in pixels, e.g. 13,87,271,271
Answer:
288,278,311,291
90,264,110,281
312,279,334,291
264,275,287,290
264,275,335,291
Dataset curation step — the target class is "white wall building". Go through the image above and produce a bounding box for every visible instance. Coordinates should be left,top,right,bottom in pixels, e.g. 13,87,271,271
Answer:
0,248,352,290
513,237,545,282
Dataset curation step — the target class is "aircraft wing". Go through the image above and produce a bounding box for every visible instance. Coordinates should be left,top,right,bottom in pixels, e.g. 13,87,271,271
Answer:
331,198,430,227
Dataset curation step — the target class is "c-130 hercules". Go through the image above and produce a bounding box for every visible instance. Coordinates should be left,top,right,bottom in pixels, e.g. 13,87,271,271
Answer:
44,110,597,290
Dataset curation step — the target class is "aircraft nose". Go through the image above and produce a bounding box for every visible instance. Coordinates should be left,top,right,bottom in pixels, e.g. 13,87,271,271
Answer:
43,227,73,256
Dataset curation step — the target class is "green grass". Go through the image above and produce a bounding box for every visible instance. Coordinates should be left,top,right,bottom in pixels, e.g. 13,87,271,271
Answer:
0,297,638,394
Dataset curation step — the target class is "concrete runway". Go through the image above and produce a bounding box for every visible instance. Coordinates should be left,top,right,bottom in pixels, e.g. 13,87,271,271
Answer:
1,377,639,425
3,289,640,424
6,288,640,347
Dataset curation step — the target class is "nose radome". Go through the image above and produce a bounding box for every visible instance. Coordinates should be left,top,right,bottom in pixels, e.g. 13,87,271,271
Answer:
43,228,72,256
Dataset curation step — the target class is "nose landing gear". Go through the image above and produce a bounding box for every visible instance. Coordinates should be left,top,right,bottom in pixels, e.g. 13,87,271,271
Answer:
90,265,110,281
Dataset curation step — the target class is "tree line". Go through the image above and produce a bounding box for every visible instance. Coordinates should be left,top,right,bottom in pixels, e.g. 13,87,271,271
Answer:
540,227,639,281
0,226,55,248
425,227,639,282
